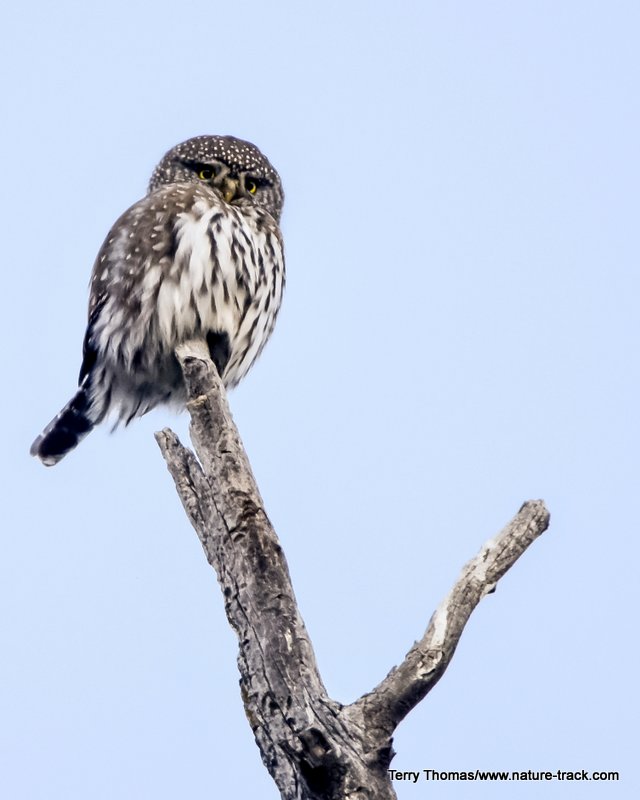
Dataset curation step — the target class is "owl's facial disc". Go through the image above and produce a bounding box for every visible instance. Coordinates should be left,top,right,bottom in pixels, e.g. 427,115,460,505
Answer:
179,157,261,206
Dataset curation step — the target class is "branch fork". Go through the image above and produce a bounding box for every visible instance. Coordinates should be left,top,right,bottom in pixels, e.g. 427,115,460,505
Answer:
156,340,550,800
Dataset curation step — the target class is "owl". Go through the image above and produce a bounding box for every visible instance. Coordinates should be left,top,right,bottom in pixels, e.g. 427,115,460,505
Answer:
31,135,285,466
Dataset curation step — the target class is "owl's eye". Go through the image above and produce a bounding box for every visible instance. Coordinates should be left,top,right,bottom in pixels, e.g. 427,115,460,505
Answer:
198,168,215,181
246,179,258,195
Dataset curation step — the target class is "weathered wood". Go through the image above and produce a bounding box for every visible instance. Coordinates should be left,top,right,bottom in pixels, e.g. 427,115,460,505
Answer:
156,340,550,799
352,500,550,738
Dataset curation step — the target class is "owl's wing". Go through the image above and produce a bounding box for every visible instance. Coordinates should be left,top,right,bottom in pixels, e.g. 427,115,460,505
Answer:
87,183,201,318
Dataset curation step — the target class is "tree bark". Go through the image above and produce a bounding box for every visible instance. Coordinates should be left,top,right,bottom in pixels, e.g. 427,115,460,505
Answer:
156,341,550,800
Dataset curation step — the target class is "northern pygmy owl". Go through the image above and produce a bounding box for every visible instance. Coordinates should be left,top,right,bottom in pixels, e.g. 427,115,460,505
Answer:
31,135,285,466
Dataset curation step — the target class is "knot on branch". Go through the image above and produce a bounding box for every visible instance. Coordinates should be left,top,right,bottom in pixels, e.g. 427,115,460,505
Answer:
418,648,445,678
279,727,344,799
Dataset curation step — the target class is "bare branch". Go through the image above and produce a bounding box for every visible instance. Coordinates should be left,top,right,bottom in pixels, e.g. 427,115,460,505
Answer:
353,500,550,736
156,339,550,799
154,429,210,532
157,341,397,799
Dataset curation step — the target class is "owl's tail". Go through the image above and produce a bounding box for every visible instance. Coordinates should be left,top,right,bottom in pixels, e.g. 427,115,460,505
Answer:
30,381,98,467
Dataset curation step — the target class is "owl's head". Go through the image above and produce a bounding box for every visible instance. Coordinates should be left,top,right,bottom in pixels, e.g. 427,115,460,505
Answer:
148,135,284,222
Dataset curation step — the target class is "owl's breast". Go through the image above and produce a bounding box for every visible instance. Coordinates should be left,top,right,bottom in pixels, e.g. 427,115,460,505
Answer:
152,194,285,386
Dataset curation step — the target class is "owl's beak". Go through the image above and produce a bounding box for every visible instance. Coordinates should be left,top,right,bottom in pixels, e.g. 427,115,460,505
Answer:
222,177,238,203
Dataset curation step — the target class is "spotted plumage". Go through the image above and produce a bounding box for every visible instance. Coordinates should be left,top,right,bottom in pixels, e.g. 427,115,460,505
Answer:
31,135,285,466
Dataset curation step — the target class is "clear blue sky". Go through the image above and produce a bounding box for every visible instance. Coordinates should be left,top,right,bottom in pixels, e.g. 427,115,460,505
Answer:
2,1,638,798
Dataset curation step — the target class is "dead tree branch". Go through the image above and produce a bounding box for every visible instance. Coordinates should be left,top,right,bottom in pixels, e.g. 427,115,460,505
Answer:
156,340,550,800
